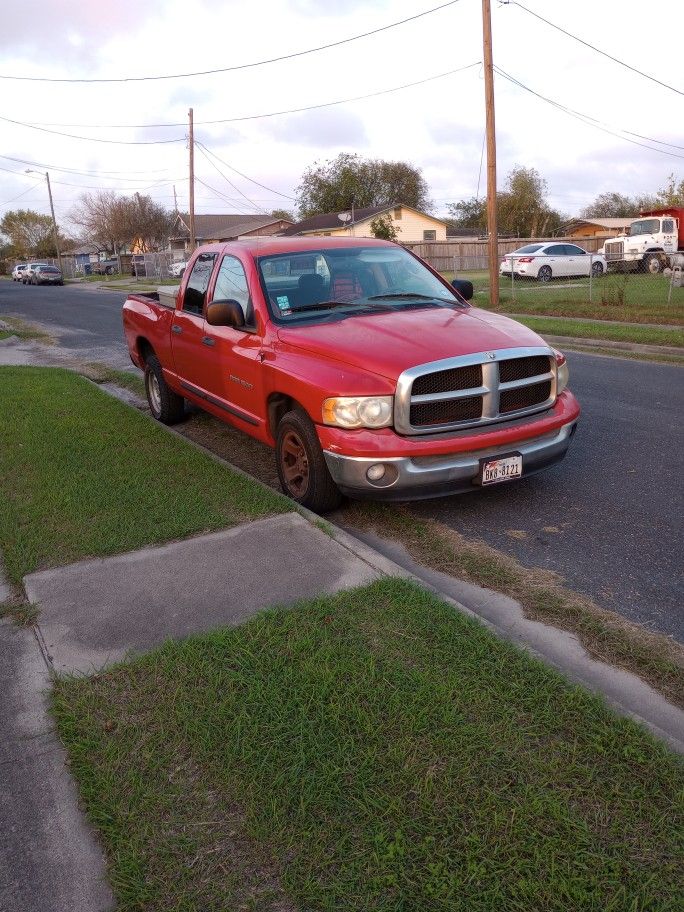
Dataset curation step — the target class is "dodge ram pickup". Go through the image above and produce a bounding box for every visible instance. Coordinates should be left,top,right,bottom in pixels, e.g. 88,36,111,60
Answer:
122,237,580,512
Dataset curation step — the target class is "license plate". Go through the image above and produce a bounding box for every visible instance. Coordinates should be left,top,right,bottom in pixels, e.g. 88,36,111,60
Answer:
480,453,522,485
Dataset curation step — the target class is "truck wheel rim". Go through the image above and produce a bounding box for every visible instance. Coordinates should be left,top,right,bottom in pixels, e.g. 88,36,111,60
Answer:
280,431,309,497
146,372,161,414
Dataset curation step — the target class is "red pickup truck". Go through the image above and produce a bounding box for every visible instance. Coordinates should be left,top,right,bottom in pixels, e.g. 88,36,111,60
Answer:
123,237,580,511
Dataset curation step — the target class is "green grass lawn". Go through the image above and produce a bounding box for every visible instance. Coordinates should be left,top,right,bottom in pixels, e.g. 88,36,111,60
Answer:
0,367,287,583
512,316,683,347
53,578,684,912
444,270,684,326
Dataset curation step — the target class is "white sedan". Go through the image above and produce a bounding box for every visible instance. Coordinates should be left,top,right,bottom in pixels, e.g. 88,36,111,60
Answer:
169,260,187,278
500,243,606,282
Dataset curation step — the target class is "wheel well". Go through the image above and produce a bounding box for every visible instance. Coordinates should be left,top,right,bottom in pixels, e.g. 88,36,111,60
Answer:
137,338,155,364
267,393,304,439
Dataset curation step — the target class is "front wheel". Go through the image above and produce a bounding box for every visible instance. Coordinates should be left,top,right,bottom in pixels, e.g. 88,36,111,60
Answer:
642,253,663,274
537,265,552,283
591,261,604,277
144,353,185,424
276,409,343,513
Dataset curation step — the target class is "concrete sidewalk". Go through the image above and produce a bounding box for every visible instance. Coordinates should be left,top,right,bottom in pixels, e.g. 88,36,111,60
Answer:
2,511,390,911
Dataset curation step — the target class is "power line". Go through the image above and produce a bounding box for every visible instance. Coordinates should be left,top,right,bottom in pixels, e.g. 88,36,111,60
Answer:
0,0,462,83
494,66,684,160
6,62,481,131
196,143,296,202
505,1,683,96
194,178,262,215
0,153,172,179
0,178,44,207
0,113,185,145
194,144,267,214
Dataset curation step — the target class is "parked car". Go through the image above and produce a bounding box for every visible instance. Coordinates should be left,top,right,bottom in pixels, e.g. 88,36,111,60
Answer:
22,263,49,284
12,264,29,281
91,259,119,276
500,243,606,282
29,264,64,286
123,237,580,512
169,260,187,278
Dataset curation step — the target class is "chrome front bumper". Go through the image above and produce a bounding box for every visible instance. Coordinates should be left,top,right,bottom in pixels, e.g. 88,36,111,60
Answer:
323,420,578,501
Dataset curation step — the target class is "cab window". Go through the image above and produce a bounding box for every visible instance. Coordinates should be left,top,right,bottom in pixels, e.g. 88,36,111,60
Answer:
183,253,217,315
213,255,253,326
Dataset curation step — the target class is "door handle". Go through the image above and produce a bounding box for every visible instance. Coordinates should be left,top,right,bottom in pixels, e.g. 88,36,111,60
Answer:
202,336,215,347
171,325,182,334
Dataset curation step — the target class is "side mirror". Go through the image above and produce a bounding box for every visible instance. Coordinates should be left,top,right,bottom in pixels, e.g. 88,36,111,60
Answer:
451,278,474,301
206,299,245,328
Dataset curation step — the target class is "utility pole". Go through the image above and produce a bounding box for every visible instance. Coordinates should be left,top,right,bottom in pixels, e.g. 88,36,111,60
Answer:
26,169,62,275
188,108,196,252
173,184,178,213
482,0,499,307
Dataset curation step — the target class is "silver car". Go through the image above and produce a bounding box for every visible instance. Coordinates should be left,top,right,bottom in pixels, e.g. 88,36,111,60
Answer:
500,243,606,282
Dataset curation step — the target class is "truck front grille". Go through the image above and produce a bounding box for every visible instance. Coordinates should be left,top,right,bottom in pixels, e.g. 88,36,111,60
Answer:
395,348,556,435
604,241,623,262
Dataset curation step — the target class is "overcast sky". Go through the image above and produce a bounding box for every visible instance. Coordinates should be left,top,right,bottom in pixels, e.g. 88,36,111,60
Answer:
1,0,682,233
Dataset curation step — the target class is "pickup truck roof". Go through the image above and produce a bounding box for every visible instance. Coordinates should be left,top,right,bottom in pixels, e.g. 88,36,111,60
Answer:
188,236,397,258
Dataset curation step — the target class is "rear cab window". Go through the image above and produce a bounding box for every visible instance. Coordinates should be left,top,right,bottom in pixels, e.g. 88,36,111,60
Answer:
182,253,217,315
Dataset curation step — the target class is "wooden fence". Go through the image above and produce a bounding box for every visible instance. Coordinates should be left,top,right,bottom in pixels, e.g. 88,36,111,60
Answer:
404,237,605,272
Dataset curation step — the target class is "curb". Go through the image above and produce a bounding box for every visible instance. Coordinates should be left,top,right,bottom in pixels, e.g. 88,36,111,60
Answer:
543,334,683,357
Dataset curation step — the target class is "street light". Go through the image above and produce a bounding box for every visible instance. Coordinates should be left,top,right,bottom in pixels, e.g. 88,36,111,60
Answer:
25,169,62,275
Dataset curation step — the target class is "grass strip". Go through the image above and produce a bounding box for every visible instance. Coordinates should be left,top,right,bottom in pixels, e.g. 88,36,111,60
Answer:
338,504,684,709
81,362,146,398
510,316,683,347
0,366,287,584
53,578,684,912
0,315,53,343
560,344,684,366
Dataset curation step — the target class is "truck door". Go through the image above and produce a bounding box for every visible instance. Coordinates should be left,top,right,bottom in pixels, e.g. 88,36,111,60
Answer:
199,254,265,432
170,252,217,391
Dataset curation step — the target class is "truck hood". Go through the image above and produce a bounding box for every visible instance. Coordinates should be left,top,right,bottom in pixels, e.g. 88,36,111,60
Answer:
276,306,548,381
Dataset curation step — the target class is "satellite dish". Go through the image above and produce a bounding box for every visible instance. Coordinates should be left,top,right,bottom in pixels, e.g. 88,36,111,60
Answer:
338,212,352,223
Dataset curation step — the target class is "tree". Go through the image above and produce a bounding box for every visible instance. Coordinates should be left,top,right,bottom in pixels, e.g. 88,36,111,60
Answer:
655,173,684,207
125,193,174,252
445,196,486,234
580,192,636,218
369,213,400,241
271,209,294,221
296,153,431,218
0,209,59,258
497,166,560,237
69,191,173,253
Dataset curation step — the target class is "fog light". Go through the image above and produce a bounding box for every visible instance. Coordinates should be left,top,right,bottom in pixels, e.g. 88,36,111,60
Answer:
366,464,386,482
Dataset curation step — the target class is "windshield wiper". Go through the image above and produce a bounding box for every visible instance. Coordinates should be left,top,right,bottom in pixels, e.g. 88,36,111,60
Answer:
368,293,461,305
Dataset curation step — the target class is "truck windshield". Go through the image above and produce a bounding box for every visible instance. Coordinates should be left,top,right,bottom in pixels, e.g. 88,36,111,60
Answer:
257,246,462,322
630,218,660,237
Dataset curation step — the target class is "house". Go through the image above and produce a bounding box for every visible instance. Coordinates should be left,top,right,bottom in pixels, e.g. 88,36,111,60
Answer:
62,243,101,272
281,205,448,243
169,213,295,260
560,217,636,240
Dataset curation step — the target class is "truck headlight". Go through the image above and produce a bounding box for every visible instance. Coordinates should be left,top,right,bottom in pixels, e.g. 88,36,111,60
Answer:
553,350,569,394
322,396,393,429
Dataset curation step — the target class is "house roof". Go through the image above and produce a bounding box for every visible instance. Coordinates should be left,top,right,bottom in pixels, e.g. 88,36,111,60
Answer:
173,213,290,239
564,217,637,230
63,243,100,256
281,204,445,236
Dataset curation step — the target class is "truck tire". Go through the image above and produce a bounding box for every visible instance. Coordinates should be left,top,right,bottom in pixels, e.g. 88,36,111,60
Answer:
144,353,185,424
276,409,343,513
642,253,663,274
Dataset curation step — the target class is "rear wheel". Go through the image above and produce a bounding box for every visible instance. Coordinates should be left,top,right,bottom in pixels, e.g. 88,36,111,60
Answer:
276,409,343,513
144,353,185,424
537,265,552,283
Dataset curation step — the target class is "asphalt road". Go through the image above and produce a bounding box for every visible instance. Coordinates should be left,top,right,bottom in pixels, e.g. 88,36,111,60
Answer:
2,279,683,640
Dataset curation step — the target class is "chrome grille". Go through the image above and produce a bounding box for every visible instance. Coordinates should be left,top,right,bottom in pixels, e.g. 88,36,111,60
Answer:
604,241,624,262
395,347,557,435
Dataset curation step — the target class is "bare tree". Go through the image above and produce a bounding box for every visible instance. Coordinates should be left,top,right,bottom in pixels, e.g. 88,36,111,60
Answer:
69,191,130,254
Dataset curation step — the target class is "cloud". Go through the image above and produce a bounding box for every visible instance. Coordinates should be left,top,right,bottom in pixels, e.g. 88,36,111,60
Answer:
266,107,368,147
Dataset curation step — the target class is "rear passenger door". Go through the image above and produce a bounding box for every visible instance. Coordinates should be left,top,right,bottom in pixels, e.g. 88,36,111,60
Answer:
545,244,569,277
201,254,265,432
170,252,217,390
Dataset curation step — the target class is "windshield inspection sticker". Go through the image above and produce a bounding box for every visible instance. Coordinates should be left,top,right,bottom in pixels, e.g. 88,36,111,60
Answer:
276,295,291,314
